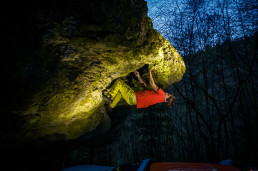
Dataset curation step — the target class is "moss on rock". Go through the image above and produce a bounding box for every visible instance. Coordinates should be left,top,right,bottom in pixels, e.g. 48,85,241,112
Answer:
6,0,185,143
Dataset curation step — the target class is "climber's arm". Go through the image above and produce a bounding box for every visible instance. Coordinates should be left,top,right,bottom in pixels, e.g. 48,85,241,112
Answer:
134,71,148,90
148,69,159,92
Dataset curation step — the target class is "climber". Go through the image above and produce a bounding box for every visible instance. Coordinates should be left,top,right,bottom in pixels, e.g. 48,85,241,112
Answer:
103,67,175,110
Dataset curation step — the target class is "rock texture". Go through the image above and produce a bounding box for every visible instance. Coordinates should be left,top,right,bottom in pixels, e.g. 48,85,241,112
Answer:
2,0,185,143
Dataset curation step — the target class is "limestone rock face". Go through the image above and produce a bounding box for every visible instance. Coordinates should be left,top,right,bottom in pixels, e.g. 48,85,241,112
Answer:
2,0,185,143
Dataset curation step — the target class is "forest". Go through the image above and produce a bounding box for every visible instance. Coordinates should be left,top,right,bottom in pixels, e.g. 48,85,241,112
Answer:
148,0,258,162
63,0,258,170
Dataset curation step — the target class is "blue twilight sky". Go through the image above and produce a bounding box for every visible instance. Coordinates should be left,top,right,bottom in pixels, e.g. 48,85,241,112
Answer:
145,0,257,54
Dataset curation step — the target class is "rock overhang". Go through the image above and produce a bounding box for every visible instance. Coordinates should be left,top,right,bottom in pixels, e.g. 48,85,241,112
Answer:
3,0,185,143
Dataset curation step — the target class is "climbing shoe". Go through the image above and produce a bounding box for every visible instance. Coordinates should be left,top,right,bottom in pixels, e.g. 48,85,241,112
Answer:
103,90,111,98
103,94,113,105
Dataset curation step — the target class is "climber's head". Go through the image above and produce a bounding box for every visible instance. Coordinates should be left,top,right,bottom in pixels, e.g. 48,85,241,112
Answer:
164,93,176,107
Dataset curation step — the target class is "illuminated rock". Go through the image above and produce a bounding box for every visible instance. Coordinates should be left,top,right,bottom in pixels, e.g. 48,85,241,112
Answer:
8,0,185,142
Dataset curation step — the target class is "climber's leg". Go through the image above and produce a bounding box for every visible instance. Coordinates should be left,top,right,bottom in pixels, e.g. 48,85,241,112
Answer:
108,79,136,108
109,92,122,108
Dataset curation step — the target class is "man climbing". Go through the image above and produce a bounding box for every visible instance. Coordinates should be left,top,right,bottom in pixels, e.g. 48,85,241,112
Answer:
103,67,175,110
